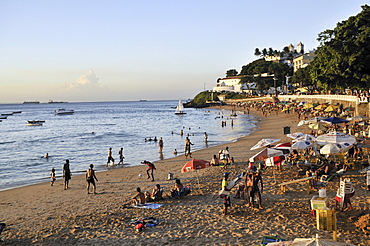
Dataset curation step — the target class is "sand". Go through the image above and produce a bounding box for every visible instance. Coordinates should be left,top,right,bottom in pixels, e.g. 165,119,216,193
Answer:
0,104,369,245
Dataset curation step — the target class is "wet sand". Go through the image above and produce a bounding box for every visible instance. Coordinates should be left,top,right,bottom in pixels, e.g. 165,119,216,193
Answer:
0,105,369,245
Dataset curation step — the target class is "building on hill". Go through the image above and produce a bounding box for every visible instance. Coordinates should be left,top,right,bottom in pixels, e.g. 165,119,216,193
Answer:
293,50,316,72
213,76,245,93
264,42,305,67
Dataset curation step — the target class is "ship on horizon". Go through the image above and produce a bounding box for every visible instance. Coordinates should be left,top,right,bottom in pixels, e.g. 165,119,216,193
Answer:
23,101,40,104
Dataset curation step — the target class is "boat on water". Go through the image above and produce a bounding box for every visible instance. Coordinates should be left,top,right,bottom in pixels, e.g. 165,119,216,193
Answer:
55,109,74,115
12,111,22,114
48,100,67,104
26,120,45,126
175,99,186,115
23,101,40,104
1,113,13,116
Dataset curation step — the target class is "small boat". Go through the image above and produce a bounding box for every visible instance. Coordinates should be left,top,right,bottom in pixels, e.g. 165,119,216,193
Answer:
54,109,74,115
12,111,22,114
26,120,44,126
175,99,186,115
1,113,13,116
0,116,7,119
23,101,40,104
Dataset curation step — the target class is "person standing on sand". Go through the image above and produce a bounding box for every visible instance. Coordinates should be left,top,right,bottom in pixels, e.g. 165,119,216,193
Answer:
142,160,156,181
184,137,194,158
250,170,263,209
50,168,56,186
86,164,98,194
118,147,124,164
107,147,115,166
63,159,72,190
158,137,164,152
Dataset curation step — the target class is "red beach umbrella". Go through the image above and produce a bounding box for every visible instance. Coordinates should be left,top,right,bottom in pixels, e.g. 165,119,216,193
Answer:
181,159,211,185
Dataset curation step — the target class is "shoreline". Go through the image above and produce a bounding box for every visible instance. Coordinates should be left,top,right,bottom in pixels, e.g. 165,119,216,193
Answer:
0,105,368,245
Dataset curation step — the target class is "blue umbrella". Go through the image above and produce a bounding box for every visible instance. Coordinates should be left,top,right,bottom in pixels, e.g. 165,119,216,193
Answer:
320,117,348,125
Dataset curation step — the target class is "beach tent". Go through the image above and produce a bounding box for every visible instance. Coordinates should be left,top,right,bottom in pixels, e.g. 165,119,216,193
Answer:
181,159,210,185
266,234,355,245
316,131,356,145
273,142,292,154
249,148,284,162
250,138,281,150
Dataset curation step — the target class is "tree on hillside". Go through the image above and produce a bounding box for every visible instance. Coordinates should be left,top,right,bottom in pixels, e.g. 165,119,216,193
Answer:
254,48,262,57
310,4,370,91
226,69,238,77
262,48,268,57
291,66,312,88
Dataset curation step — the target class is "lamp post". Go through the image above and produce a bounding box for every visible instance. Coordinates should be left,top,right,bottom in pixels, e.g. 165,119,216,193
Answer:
273,76,277,97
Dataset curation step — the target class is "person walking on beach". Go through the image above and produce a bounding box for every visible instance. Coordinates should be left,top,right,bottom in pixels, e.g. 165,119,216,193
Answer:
107,147,115,166
63,159,72,190
118,147,124,164
250,170,263,209
50,168,56,186
86,164,98,194
184,137,194,158
158,137,164,152
142,160,156,181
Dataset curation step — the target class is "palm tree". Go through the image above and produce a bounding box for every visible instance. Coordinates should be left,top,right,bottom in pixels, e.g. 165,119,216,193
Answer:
254,48,262,57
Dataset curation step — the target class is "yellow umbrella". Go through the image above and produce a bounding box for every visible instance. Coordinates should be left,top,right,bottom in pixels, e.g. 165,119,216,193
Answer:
303,103,314,109
324,105,338,112
315,104,327,110
308,122,327,130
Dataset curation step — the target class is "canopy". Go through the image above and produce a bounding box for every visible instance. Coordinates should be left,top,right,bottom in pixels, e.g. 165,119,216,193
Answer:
320,117,348,125
324,105,338,112
316,131,356,145
250,138,281,150
249,148,284,162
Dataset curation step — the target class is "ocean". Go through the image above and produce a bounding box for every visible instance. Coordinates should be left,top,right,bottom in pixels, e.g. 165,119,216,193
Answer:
0,100,258,191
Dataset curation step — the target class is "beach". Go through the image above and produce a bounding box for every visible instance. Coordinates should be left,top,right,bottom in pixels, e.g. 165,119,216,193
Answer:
0,104,369,245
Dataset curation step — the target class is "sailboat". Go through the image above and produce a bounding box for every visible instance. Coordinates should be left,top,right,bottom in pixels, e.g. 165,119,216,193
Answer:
175,99,186,115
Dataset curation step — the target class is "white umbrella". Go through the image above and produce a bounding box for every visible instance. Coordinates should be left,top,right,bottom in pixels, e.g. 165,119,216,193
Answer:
250,138,281,150
292,140,313,150
287,132,305,139
307,116,329,123
293,135,316,142
316,131,356,145
346,115,370,122
320,143,341,155
297,120,309,126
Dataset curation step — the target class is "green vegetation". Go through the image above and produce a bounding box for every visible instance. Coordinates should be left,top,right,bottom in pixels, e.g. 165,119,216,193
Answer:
310,4,370,91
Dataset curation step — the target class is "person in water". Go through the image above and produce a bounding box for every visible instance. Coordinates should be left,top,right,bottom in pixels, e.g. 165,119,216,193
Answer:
107,147,115,166
118,147,124,164
86,164,98,194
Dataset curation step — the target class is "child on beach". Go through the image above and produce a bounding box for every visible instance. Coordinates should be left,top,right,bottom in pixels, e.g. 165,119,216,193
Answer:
223,195,231,215
50,168,56,186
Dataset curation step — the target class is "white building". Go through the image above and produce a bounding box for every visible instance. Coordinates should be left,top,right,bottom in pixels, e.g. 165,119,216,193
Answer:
213,76,246,93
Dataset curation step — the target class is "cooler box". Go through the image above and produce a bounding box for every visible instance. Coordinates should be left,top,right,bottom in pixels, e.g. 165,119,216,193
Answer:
310,196,329,210
260,236,286,245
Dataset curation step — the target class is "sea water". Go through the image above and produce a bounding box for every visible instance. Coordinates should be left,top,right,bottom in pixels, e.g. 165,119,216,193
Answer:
0,100,258,191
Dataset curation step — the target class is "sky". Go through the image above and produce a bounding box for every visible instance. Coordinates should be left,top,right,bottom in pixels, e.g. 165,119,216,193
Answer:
0,1,367,103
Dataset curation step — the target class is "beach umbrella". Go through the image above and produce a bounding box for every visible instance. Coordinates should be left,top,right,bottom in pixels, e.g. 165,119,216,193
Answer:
324,105,337,112
308,122,327,130
315,104,327,110
287,132,306,139
266,234,356,245
294,134,316,142
181,159,210,185
346,115,370,122
297,120,309,126
319,143,342,155
303,103,314,109
306,116,329,123
357,121,370,126
320,117,348,125
250,138,281,150
249,148,284,162
344,106,355,112
316,131,356,145
291,140,313,150
273,142,292,154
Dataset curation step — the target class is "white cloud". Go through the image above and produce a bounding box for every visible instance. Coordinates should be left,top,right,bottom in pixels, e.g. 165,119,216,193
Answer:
64,70,103,90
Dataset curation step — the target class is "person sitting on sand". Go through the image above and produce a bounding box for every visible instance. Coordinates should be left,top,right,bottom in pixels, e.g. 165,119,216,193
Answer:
132,187,146,205
171,179,184,197
145,184,162,202
210,154,219,166
86,164,98,194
